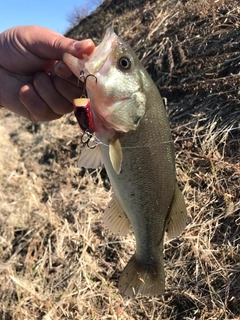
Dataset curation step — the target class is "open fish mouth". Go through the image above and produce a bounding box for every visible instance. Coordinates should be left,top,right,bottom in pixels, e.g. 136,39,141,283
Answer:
84,28,117,75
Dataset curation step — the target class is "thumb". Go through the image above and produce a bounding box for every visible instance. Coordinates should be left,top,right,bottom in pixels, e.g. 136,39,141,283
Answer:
51,37,95,60
17,26,95,60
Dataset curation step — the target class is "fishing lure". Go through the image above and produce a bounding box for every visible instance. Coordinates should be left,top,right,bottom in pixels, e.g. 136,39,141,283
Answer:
73,97,94,134
73,71,97,148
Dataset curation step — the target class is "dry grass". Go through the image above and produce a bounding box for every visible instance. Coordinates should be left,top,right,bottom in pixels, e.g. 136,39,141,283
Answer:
1,0,240,319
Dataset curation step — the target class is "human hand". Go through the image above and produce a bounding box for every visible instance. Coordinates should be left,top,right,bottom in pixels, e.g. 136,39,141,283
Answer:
0,26,95,121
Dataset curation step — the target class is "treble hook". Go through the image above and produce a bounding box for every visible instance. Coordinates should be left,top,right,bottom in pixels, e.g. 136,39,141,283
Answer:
77,70,97,98
80,131,97,149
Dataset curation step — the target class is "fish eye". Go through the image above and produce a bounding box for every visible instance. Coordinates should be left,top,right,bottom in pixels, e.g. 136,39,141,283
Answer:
118,56,132,71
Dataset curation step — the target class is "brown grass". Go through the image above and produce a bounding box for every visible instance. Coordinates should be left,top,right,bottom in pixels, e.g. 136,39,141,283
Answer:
1,0,240,319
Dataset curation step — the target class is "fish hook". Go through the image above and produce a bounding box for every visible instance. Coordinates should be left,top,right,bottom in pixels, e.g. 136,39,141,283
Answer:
77,70,97,98
80,131,97,149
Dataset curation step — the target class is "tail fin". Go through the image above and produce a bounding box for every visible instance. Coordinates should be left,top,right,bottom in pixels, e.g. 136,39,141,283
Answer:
118,253,165,297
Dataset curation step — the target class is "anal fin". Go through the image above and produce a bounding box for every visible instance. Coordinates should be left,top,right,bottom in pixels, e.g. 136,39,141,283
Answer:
165,183,188,240
103,194,131,236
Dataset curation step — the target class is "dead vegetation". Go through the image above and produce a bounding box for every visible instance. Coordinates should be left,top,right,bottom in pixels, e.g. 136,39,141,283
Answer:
0,0,240,319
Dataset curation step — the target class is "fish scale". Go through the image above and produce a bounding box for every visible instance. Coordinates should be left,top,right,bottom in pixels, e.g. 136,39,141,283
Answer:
100,87,175,263
63,27,188,297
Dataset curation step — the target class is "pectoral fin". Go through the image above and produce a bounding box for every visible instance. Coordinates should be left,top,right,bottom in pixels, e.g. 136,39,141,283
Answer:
77,145,103,169
109,138,122,174
103,194,131,236
165,184,188,240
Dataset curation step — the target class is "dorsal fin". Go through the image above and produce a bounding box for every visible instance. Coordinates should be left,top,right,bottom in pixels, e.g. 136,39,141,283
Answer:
165,183,188,240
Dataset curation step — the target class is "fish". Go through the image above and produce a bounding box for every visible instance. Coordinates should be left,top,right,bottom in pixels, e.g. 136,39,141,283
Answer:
63,28,188,297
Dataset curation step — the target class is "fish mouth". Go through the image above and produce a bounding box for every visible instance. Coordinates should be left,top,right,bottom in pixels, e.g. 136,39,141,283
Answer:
85,28,118,74
62,28,117,80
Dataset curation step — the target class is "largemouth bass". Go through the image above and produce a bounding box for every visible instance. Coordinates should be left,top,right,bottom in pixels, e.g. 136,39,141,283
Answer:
63,28,187,297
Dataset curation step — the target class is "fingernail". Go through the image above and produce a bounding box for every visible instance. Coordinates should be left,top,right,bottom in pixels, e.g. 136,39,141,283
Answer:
54,61,72,78
73,39,95,56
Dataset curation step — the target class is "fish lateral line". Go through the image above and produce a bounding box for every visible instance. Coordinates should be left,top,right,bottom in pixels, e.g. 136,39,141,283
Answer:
81,126,239,150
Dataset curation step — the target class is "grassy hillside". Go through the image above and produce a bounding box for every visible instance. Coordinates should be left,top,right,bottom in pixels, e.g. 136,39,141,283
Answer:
0,0,239,319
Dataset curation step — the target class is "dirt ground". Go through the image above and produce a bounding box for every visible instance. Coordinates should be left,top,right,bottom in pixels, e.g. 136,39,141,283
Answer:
0,0,240,319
